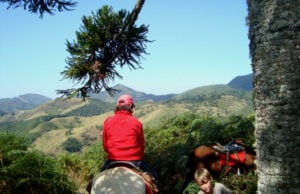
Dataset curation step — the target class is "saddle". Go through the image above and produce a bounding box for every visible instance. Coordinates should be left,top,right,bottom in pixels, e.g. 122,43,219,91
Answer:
213,140,246,175
213,140,245,154
107,161,141,170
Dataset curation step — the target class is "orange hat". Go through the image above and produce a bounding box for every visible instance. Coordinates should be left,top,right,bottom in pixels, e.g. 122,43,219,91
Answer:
117,94,134,106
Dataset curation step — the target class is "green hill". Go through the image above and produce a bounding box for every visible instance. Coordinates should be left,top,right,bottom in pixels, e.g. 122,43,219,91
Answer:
0,84,253,154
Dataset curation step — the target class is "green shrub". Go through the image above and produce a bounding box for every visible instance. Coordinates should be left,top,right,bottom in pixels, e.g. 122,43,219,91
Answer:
62,137,83,152
143,114,256,194
0,133,76,193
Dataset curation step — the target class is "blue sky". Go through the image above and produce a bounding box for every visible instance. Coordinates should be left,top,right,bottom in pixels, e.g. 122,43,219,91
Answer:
0,0,251,99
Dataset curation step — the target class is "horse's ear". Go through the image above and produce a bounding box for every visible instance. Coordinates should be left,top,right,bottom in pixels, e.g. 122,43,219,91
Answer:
235,140,243,144
86,179,93,194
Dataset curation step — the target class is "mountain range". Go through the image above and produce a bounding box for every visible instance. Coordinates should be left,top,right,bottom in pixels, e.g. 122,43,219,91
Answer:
0,94,52,115
0,73,253,115
0,73,253,154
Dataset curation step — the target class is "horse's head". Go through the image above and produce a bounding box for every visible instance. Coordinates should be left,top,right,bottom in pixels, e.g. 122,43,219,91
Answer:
244,152,257,171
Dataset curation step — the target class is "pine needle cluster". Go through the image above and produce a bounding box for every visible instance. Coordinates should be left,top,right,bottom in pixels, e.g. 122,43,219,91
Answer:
58,4,151,100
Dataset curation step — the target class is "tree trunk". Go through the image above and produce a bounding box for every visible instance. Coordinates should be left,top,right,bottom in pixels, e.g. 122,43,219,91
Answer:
130,0,145,25
247,0,300,193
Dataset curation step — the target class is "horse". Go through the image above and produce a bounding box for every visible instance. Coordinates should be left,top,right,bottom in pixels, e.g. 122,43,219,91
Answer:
87,161,158,194
182,140,256,191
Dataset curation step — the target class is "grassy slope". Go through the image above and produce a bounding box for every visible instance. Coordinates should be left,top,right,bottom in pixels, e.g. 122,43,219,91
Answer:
1,85,253,154
31,112,112,154
31,103,189,154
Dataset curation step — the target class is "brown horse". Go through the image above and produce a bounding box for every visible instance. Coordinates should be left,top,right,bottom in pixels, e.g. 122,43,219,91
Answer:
182,141,256,191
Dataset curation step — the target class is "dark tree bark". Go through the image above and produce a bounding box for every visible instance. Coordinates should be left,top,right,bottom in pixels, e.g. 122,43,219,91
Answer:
247,0,300,193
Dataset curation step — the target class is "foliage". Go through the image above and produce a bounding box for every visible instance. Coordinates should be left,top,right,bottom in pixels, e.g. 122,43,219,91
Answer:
58,4,150,99
182,181,201,194
57,141,107,191
62,137,82,152
142,113,256,193
182,172,257,194
81,141,107,176
1,0,77,17
0,113,256,193
186,114,255,146
224,172,257,194
0,115,53,134
0,133,29,166
0,133,76,193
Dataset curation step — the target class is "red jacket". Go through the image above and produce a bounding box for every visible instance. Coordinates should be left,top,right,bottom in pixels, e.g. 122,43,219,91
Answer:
102,110,144,160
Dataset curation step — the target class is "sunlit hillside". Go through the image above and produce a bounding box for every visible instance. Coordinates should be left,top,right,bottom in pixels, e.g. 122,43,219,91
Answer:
31,113,112,154
0,83,253,155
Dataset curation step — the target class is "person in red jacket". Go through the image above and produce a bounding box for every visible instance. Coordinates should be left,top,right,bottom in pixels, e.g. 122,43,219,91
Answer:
100,94,158,182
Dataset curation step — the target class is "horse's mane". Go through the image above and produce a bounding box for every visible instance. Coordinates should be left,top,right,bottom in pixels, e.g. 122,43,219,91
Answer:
185,151,195,171
244,145,256,155
181,151,196,193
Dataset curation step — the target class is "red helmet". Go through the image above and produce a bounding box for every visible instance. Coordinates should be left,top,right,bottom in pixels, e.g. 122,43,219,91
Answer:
117,94,134,107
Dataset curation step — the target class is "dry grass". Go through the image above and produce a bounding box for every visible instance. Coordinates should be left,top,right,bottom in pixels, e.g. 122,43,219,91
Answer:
31,112,112,154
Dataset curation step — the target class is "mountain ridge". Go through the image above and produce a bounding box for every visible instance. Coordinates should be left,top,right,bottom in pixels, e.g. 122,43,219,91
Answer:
227,73,253,90
0,74,254,154
0,73,253,115
0,94,52,115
